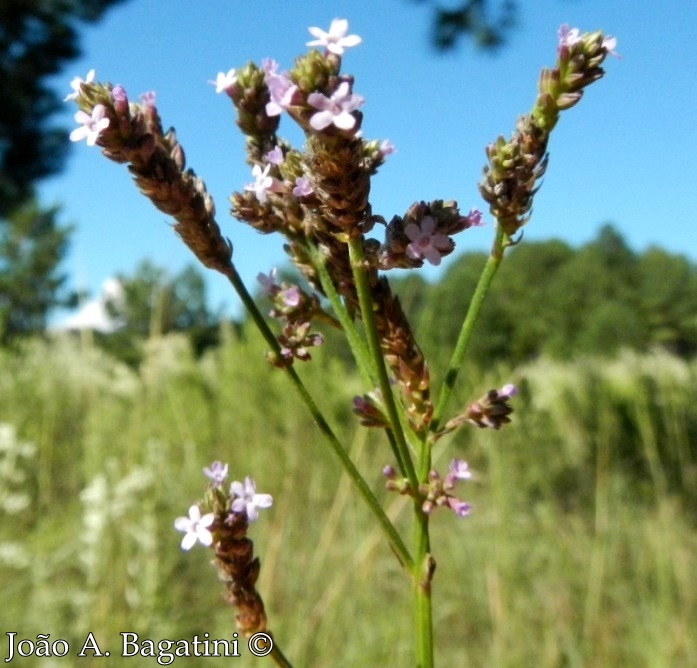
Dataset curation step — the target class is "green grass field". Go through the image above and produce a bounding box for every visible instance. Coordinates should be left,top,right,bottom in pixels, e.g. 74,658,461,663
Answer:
1,330,695,666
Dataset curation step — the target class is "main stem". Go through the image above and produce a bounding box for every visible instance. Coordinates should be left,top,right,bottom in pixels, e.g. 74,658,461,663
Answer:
221,261,413,570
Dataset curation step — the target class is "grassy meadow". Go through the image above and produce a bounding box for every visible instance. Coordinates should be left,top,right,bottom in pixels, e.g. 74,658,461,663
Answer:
1,327,696,666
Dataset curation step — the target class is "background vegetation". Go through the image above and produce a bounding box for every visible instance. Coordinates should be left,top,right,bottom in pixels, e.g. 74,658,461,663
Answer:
1,302,696,665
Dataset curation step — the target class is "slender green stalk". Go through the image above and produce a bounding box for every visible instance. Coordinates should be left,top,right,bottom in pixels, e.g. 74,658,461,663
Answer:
270,640,293,667
346,236,418,489
221,262,413,570
428,226,509,441
413,508,434,668
308,242,375,388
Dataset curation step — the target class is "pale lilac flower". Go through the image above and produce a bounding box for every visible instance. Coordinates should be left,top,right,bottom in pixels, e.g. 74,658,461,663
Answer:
111,85,129,115
557,24,582,49
379,139,396,157
404,216,452,266
209,69,237,94
257,268,279,295
263,61,296,116
203,461,229,486
266,145,285,165
446,497,472,517
448,459,472,482
465,208,484,227
603,35,620,57
499,383,517,399
279,285,301,307
244,164,280,204
308,82,364,131
174,505,215,550
307,18,361,55
139,91,156,108
69,105,110,146
64,69,95,101
292,176,313,197
230,477,273,523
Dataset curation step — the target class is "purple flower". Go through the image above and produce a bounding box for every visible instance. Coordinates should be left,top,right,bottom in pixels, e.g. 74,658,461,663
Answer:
447,459,472,482
244,164,281,204
174,505,215,550
266,145,285,165
379,139,396,157
139,91,156,108
69,105,110,146
446,497,472,517
603,35,619,58
209,69,237,94
279,285,301,307
557,24,582,49
257,268,279,295
307,82,364,131
264,62,297,117
203,461,229,486
404,216,452,266
64,69,95,102
307,18,362,55
229,477,273,523
292,176,313,197
111,85,129,115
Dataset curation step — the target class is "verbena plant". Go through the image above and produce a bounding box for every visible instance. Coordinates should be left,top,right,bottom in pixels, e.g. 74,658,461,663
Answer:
65,19,616,666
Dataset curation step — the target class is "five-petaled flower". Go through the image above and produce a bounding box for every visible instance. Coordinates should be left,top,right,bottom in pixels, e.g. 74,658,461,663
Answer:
404,216,453,266
557,24,582,49
230,477,273,523
64,69,95,101
69,105,110,146
292,176,313,197
174,505,215,550
244,164,281,203
307,18,361,55
264,59,298,117
210,69,237,94
307,82,364,131
203,461,229,487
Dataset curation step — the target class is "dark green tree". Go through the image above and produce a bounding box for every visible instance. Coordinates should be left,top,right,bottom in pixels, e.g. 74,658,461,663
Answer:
0,199,75,344
0,0,128,216
410,0,517,52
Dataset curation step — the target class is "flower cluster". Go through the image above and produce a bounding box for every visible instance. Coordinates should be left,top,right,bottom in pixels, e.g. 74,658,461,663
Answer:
383,459,473,518
479,25,618,238
173,463,273,636
443,384,518,434
257,268,328,365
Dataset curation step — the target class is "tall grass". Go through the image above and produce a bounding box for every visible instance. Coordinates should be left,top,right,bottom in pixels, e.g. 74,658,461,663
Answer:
1,333,695,666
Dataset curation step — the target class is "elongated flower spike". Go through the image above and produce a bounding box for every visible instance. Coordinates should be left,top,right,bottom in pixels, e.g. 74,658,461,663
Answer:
174,465,274,637
480,25,617,239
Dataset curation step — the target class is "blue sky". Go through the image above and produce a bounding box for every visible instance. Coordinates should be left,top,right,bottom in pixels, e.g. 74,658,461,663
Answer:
41,0,697,320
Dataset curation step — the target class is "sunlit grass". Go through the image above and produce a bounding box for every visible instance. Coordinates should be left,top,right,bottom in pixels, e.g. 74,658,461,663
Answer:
1,334,695,666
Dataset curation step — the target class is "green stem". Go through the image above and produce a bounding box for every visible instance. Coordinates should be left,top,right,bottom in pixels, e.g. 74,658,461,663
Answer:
269,638,293,667
308,242,375,388
221,262,413,570
428,225,509,440
413,508,434,668
346,236,419,490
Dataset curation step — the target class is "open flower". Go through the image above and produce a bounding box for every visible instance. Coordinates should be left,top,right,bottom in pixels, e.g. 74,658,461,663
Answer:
244,164,282,203
209,69,237,94
230,477,273,522
307,18,361,55
292,176,313,197
69,105,110,146
404,216,453,266
64,69,95,101
307,82,364,131
203,461,229,487
174,505,215,550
